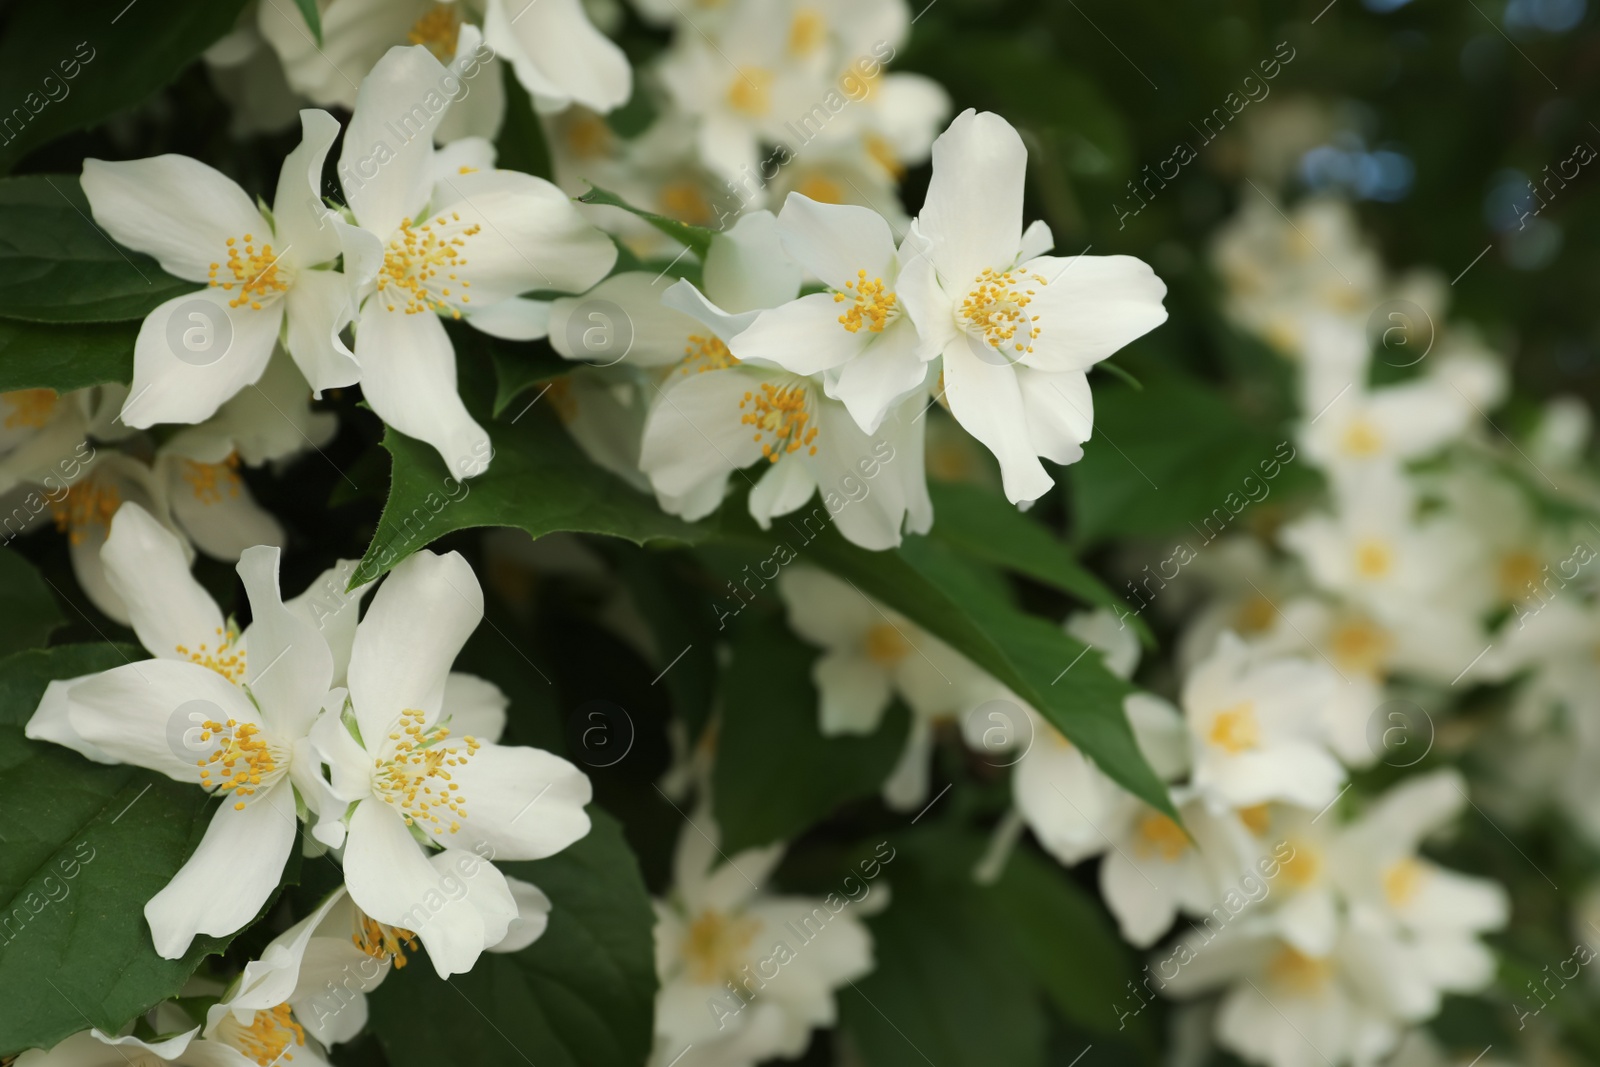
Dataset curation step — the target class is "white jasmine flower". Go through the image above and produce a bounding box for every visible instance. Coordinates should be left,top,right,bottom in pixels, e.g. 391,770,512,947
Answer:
27,503,335,957
897,109,1168,504
13,1028,234,1067
81,109,359,428
650,816,874,1067
0,385,121,498
336,44,617,477
309,549,592,977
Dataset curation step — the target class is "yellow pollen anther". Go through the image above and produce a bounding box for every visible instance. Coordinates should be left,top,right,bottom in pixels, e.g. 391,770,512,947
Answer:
1267,945,1332,993
1330,616,1391,676
684,909,759,985
658,181,714,226
863,622,910,665
354,911,421,969
3,388,58,429
679,334,740,374
1276,843,1319,887
794,174,845,204
1354,538,1393,579
1498,549,1541,601
788,8,827,54
739,381,818,462
1133,811,1189,861
407,3,461,61
175,624,248,683
49,479,120,546
1340,417,1384,457
960,267,1046,355
1208,701,1259,754
834,269,897,334
377,216,479,318
727,68,774,118
194,716,277,807
373,708,479,835
182,452,242,506
227,1003,305,1066
209,234,289,310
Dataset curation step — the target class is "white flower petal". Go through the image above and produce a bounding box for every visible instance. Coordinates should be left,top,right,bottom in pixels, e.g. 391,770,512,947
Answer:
488,877,551,954
639,369,767,512
466,296,552,341
917,110,1025,287
483,0,631,113
283,269,361,394
165,457,286,562
443,672,508,743
238,545,334,738
1020,254,1168,374
828,319,929,434
732,293,870,377
272,109,345,267
548,273,699,366
450,744,592,860
747,451,817,527
122,289,281,429
776,195,898,293
812,652,892,735
338,45,453,238
81,157,264,283
286,560,371,688
1016,366,1092,466
703,210,804,314
145,779,298,958
354,302,491,480
101,501,224,662
940,336,1053,504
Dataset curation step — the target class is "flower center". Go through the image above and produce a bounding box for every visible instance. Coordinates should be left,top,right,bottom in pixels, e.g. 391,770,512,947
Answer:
863,622,910,665
1353,538,1393,578
353,910,421,969
658,181,715,225
1340,417,1383,457
563,112,614,160
221,1003,306,1066
1383,857,1425,906
788,8,827,54
834,269,898,334
175,625,248,683
1133,811,1189,861
1498,549,1541,601
3,388,57,429
182,453,242,505
49,478,120,546
377,214,480,318
1208,701,1259,754
195,717,282,811
1276,842,1320,887
794,173,845,204
740,381,818,463
727,67,774,118
1329,616,1391,676
373,708,480,836
1237,803,1272,835
1235,595,1276,634
959,267,1045,356
1266,945,1331,993
865,135,904,180
210,234,291,311
683,908,759,985
679,334,740,375
407,3,461,61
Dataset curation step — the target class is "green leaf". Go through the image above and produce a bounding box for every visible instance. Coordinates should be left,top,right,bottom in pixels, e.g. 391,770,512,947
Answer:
926,480,1152,646
713,613,910,853
841,828,1046,1067
715,507,1174,820
0,318,135,391
0,645,244,1057
0,176,193,322
1070,374,1310,545
368,809,657,1067
0,552,64,657
490,344,570,417
0,1,250,174
576,184,714,260
990,846,1157,1048
494,62,552,180
290,0,323,45
353,414,706,588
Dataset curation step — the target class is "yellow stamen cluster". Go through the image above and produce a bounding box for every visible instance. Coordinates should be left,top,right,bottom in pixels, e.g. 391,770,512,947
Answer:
49,479,120,546
1267,945,1332,993
863,622,911,665
659,181,714,226
679,334,739,375
230,1003,305,1066
406,3,461,61
377,215,478,318
1237,804,1272,836
182,452,242,505
1330,616,1392,676
1276,843,1320,887
960,267,1046,355
175,626,247,682
564,112,614,160
1497,549,1541,602
788,8,827,55
1340,417,1384,457
684,908,760,985
1133,811,1189,861
354,911,421,970
210,234,289,311
834,269,897,334
2,388,58,429
864,135,905,180
727,67,774,118
794,174,845,204
740,382,817,463
1354,538,1393,579
195,717,278,811
373,708,480,835
1384,857,1425,906
1208,701,1259,754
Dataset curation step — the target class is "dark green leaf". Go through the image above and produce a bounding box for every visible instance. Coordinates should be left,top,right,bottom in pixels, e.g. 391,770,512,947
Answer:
0,552,64,657
0,644,244,1056
713,613,910,853
577,184,713,260
0,176,193,322
926,480,1152,646
368,809,657,1067
0,318,134,392
491,344,570,417
353,415,706,588
841,828,1045,1067
494,62,552,179
290,0,322,46
0,1,250,174
1070,374,1311,545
